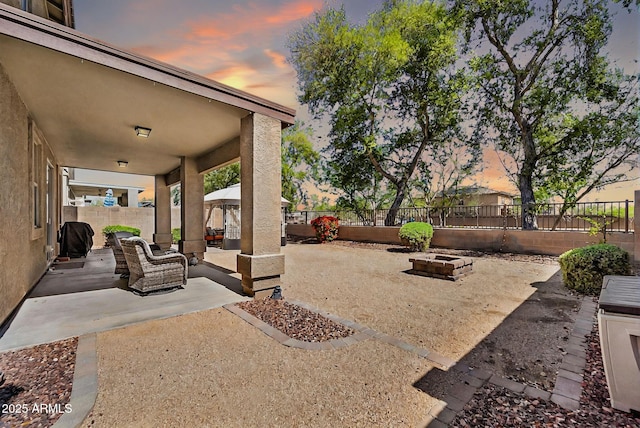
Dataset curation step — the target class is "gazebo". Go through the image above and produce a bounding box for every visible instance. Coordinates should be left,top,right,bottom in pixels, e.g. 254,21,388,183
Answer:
204,184,289,250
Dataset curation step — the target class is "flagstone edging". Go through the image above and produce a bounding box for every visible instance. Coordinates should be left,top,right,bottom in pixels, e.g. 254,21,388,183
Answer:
53,333,98,428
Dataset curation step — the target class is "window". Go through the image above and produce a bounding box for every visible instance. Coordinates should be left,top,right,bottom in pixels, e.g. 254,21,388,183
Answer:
29,119,44,237
45,0,74,27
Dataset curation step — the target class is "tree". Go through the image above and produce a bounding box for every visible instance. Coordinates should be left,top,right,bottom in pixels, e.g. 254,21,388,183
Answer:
281,121,320,210
204,163,240,194
170,185,180,206
455,0,640,229
323,145,392,225
199,121,319,210
304,194,333,211
289,1,479,225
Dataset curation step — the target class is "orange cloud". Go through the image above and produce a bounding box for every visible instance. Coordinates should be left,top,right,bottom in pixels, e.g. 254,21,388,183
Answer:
206,65,255,87
185,0,321,42
125,1,323,108
264,1,321,24
265,49,288,68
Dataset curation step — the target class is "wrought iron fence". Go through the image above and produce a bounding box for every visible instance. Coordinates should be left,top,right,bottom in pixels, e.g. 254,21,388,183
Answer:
287,200,634,232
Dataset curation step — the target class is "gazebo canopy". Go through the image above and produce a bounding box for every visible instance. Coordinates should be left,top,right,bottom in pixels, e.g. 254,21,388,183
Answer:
204,184,289,207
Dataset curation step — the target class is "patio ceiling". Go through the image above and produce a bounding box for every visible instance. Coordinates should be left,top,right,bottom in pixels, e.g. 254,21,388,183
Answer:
0,4,295,177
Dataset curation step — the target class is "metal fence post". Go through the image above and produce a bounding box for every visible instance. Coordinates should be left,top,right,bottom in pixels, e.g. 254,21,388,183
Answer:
625,200,629,233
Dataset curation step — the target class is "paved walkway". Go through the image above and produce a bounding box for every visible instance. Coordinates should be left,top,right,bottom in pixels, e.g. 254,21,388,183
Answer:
0,277,248,352
0,250,248,352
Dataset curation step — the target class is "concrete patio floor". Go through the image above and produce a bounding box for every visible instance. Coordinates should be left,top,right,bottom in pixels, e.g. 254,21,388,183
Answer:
0,249,249,352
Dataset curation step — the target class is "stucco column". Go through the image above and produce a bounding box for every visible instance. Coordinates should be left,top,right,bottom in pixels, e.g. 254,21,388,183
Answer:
153,175,172,249
127,188,139,208
237,113,285,298
635,190,639,263
179,156,206,259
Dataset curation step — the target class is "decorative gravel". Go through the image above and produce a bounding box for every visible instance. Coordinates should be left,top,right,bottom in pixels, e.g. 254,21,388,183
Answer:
451,325,640,427
0,337,77,427
237,298,356,342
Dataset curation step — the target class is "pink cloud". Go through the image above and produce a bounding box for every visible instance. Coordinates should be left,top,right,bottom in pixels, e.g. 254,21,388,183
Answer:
184,0,322,41
122,1,321,107
264,1,321,24
264,49,288,68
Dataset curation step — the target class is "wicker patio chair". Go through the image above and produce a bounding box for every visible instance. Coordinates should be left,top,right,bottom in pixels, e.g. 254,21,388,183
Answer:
106,231,134,276
120,237,188,294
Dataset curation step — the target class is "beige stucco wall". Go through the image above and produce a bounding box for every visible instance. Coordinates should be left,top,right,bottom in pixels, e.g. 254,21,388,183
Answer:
0,63,58,325
63,206,182,248
0,1,21,9
0,0,48,19
286,224,636,259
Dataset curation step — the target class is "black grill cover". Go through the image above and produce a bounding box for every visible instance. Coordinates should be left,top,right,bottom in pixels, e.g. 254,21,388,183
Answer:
58,222,94,258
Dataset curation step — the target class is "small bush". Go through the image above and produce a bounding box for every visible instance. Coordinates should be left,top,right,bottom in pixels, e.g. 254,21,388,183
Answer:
102,225,141,236
171,228,181,244
311,216,339,243
399,222,433,252
558,244,631,295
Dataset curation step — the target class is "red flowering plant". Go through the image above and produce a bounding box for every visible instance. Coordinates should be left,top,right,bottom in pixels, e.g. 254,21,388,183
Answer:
310,215,339,243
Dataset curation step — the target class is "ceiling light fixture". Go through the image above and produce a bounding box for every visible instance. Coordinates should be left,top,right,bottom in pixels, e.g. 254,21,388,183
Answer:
135,126,151,138
117,160,128,168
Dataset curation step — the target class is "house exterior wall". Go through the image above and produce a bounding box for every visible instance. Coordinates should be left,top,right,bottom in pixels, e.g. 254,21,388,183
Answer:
0,0,74,27
0,63,58,325
0,1,20,9
0,0,48,20
431,192,515,216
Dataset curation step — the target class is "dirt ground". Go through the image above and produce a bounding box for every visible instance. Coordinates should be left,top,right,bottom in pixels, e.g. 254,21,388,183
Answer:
85,309,438,427
81,240,585,426
2,239,632,427
205,240,581,391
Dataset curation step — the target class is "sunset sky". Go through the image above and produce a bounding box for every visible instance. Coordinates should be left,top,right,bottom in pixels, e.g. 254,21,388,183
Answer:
73,0,639,201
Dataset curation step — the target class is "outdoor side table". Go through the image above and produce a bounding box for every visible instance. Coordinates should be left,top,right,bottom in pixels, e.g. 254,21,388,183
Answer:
598,275,640,413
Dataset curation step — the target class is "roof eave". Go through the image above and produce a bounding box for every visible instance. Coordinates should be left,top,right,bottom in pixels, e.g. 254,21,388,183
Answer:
0,3,296,125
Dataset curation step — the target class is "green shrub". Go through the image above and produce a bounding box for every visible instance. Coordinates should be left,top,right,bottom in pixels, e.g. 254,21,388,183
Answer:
399,222,433,252
171,228,181,244
311,215,339,243
558,244,631,295
102,225,141,236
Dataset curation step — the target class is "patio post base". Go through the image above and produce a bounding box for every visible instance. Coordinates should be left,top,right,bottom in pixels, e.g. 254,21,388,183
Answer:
178,239,206,260
237,253,284,298
153,233,173,250
241,276,282,299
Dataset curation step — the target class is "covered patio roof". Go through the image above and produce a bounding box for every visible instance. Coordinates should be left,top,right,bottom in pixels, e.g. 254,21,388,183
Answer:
0,4,295,177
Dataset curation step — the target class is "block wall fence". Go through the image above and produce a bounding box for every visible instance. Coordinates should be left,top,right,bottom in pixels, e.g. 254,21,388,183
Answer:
286,224,637,262
63,189,639,262
289,190,640,263
63,206,182,248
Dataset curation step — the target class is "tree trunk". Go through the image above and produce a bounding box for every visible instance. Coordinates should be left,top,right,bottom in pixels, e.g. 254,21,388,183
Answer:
519,125,539,230
385,188,406,226
519,173,538,230
551,202,571,231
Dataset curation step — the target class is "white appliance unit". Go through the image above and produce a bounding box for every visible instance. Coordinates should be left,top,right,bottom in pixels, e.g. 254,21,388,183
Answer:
598,275,640,413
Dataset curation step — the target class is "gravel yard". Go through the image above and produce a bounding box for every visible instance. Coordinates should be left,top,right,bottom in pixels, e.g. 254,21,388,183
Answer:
207,240,577,389
1,240,638,427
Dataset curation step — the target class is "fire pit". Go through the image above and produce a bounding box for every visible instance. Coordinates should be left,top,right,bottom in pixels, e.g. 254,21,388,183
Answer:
408,254,473,281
